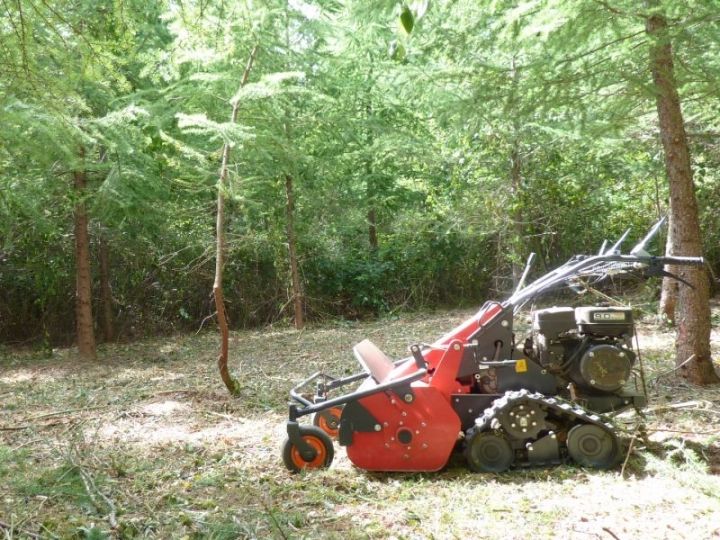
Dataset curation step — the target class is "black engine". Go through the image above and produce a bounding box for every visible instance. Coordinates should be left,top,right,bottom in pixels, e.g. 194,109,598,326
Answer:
527,306,638,409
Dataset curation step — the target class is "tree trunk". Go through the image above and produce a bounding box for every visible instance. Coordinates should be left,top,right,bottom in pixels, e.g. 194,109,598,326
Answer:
73,148,97,360
493,234,505,296
215,44,258,396
280,2,303,329
215,103,238,395
98,233,115,342
368,206,378,252
285,174,304,329
508,56,524,289
365,101,378,253
647,11,718,384
658,213,678,324
510,143,524,288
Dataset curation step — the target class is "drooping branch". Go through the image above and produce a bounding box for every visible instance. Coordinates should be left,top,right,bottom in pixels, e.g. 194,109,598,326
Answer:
215,44,259,396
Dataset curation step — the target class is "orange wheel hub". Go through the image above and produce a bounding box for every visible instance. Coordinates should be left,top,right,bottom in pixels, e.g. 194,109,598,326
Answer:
290,435,328,469
315,407,343,438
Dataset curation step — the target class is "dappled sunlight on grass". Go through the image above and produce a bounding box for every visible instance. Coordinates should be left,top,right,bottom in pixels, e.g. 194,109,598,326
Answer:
1,309,719,538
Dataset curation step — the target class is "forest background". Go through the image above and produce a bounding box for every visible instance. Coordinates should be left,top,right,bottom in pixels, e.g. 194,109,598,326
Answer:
1,0,719,355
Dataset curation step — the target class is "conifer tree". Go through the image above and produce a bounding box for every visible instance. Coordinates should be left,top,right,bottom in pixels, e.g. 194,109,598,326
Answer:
646,4,718,383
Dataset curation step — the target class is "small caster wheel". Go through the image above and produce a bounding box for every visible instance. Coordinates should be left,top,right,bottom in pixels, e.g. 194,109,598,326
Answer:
282,425,334,472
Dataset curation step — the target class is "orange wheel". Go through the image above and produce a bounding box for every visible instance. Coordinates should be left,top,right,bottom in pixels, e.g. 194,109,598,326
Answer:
312,406,343,438
282,426,334,473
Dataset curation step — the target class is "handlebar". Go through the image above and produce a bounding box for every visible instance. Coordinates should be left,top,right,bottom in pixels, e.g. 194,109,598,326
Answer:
652,256,705,266
506,252,707,311
506,218,707,310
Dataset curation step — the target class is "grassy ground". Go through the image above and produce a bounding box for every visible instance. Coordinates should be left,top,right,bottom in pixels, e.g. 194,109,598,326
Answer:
1,308,720,539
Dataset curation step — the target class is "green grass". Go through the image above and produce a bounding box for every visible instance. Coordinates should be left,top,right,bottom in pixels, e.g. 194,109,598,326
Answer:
1,308,719,539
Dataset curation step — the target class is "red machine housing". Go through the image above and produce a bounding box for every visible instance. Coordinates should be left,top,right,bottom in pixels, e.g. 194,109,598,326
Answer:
343,303,503,471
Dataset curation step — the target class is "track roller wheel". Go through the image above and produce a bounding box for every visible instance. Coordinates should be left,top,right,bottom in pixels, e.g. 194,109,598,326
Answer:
282,426,334,473
311,406,343,438
465,431,514,473
567,424,618,469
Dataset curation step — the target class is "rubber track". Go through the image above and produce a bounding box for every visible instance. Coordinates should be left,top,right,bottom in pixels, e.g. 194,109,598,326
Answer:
467,389,619,461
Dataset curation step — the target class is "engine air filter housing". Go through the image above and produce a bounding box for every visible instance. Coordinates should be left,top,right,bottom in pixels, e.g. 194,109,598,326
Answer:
533,307,576,338
575,307,633,337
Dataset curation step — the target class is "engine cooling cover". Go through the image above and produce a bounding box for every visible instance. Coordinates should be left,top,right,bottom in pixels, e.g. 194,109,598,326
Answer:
578,344,631,392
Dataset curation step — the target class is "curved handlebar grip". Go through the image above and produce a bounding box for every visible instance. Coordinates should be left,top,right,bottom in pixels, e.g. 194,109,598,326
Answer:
654,256,705,266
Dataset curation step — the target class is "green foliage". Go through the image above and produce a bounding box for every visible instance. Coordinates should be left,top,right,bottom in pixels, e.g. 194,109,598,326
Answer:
400,6,415,34
2,0,720,344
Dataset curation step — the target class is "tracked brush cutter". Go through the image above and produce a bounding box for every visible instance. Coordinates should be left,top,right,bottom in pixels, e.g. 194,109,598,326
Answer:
281,218,705,473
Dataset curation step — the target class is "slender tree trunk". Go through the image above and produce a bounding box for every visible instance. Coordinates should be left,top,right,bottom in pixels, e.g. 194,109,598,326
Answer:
510,143,523,288
365,102,378,253
285,174,304,329
215,104,237,395
215,44,258,395
508,56,524,289
278,4,305,329
98,233,114,342
647,11,718,384
658,213,678,324
73,147,97,360
493,234,505,296
368,206,378,252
